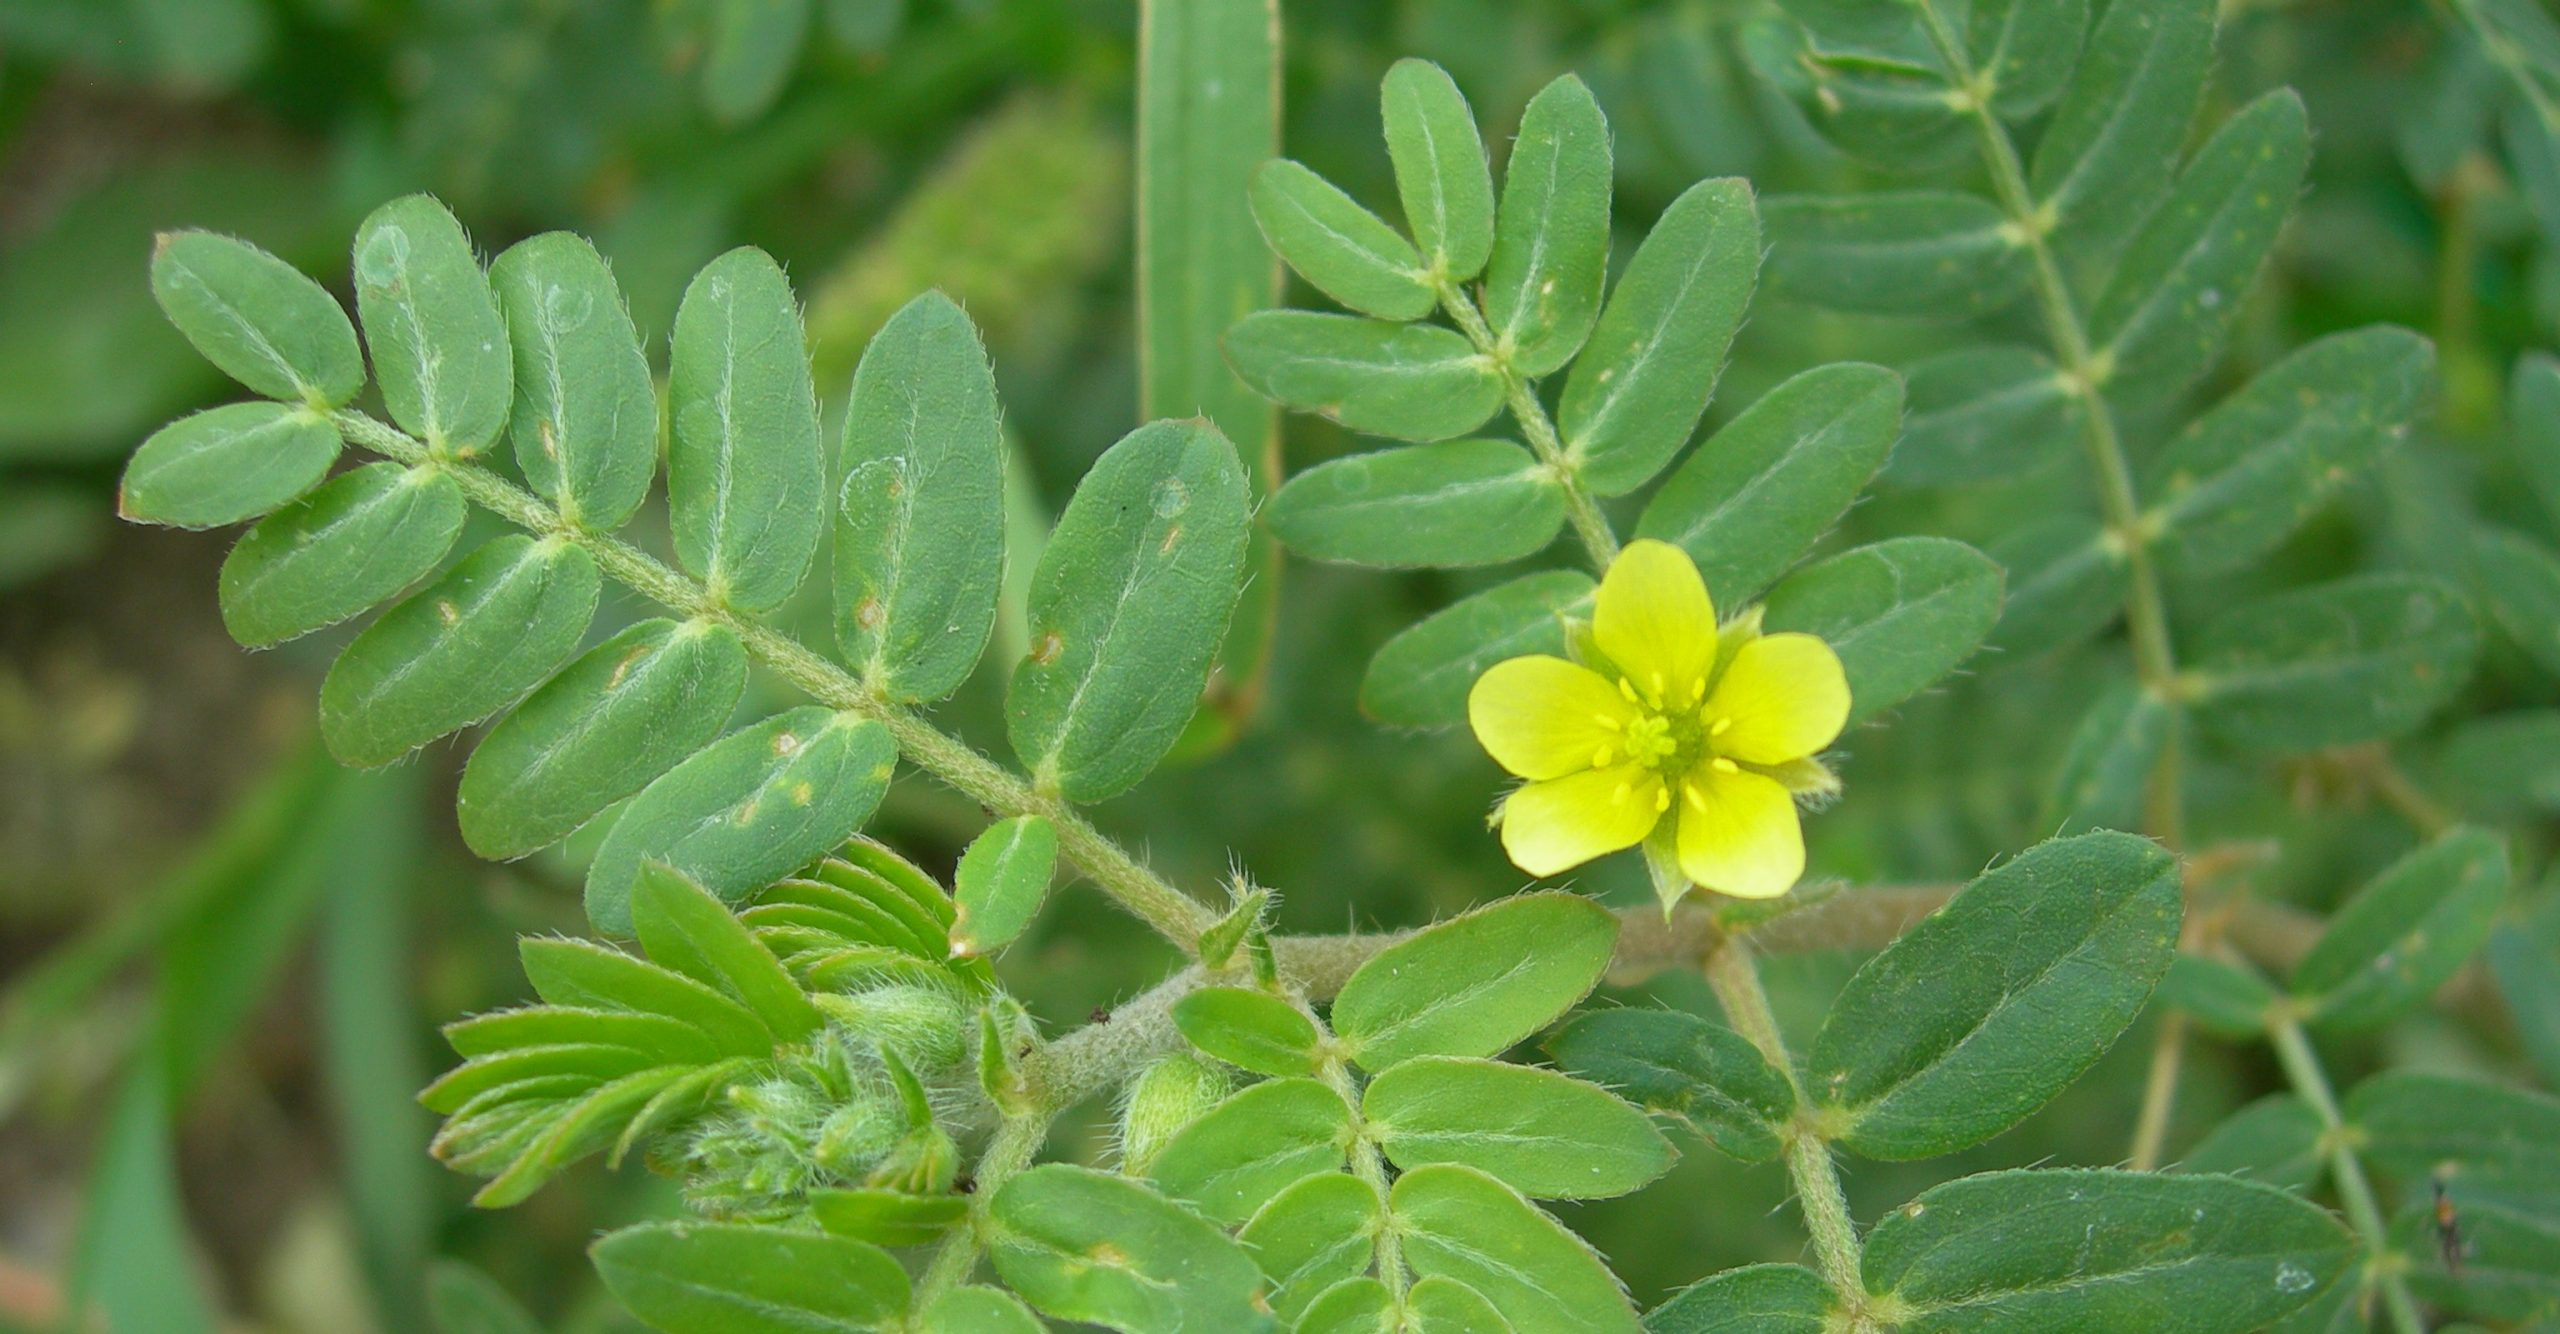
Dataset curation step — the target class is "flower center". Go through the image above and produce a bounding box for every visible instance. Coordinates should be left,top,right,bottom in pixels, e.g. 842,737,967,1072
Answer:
1598,671,1735,779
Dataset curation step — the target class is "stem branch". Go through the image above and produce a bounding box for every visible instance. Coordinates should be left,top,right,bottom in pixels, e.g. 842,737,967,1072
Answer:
916,1110,1049,1301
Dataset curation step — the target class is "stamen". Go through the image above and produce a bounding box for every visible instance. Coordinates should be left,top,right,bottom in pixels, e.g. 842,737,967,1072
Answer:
1652,786,1670,813
1683,782,1708,813
1708,716,1733,737
1594,713,1623,731
1711,757,1740,774
1648,670,1667,706
1611,780,1633,805
1691,675,1708,702
1619,677,1640,704
1591,745,1614,768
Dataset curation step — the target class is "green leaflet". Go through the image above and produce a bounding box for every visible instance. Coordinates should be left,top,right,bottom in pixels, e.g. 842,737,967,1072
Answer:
489,232,657,533
2028,0,2215,258
1363,1056,1671,1200
2179,1094,2326,1193
1483,74,1612,377
1809,831,2180,1160
1250,159,1434,321
1760,536,2004,725
352,195,513,458
1635,362,1902,609
2147,326,2432,577
1359,569,1593,728
1983,514,2127,662
1238,1172,1379,1321
1391,1165,1640,1333
2042,679,2171,835
1173,985,1321,1077
629,862,822,1041
2292,828,2508,1032
1403,1276,1508,1332
1331,892,1615,1071
700,0,808,125
1888,346,2077,486
2350,1071,2560,1194
2088,90,2311,412
2471,526,2560,678
990,1164,1275,1332
1147,1077,1352,1224
1546,1008,1794,1162
1268,438,1563,568
813,1186,968,1248
1743,23,1969,174
516,936,776,1056
1648,1264,1833,1334
1760,192,2026,319
590,1221,908,1332
916,1287,1044,1333
2157,954,2280,1039
2439,711,2560,821
1861,1170,2355,1333
1006,419,1251,802
1969,0,2088,120
2190,574,2479,753
1560,176,1760,497
668,246,824,613
455,619,749,860
585,708,898,936
218,461,466,647
2514,351,2560,526
1298,1278,1392,1333
1225,311,1503,442
1382,58,1496,282
319,536,600,768
949,815,1056,958
834,290,1005,701
120,401,340,529
150,231,364,408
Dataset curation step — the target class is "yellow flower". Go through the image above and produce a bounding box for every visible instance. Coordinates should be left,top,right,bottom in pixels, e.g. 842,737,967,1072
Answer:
1467,539,1849,902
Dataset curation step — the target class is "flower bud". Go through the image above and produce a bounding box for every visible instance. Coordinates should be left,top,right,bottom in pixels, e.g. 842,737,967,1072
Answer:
1116,1053,1232,1176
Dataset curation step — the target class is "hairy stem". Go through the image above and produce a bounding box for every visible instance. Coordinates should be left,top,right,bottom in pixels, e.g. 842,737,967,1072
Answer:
917,1109,1050,1301
1434,284,1621,569
2268,1016,2426,1334
328,410,1221,951
1702,938,1870,1328
2125,1012,2190,1173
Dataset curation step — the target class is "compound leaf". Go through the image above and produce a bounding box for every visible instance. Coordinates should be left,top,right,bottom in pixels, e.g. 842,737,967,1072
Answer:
1760,536,2004,725
1360,570,1593,728
1225,311,1502,442
950,815,1057,958
2029,0,2216,258
1250,159,1434,321
1648,1264,1833,1334
591,1221,907,1332
1761,192,2025,319
1364,1056,1672,1200
991,1164,1274,1332
1173,986,1321,1078
1147,1078,1352,1225
1391,1165,1639,1334
1483,74,1611,377
2293,828,2508,1032
1546,1007,1794,1163
2190,574,2479,753
1382,58,1496,282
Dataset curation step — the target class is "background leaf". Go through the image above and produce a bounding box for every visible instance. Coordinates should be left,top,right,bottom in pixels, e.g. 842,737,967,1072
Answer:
2190,574,2480,753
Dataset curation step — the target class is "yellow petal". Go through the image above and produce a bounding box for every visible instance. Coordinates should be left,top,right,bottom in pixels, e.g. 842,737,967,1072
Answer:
1706,632,1850,765
1675,764,1803,899
1500,765,1666,877
1593,539,1718,708
1468,655,1641,780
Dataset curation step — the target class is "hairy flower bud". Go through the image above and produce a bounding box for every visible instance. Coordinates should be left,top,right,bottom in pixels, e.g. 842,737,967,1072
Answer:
1116,1053,1232,1176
